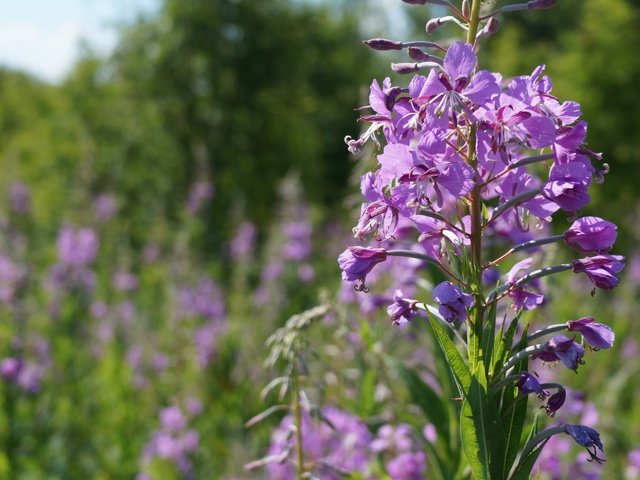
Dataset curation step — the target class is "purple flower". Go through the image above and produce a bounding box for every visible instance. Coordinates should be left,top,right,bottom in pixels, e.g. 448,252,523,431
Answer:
0,357,22,381
160,406,187,432
516,372,547,399
566,317,614,349
94,194,118,223
387,289,420,325
543,387,566,417
338,246,387,292
564,217,617,254
9,182,31,214
57,226,99,267
533,335,585,372
564,424,605,464
571,254,625,290
112,272,139,292
386,451,427,480
414,42,500,119
186,181,214,215
432,281,474,323
230,221,257,259
542,162,592,213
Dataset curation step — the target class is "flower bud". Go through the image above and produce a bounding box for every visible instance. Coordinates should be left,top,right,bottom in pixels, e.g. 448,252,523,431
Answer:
363,38,403,51
426,17,446,34
391,62,420,74
408,47,432,62
528,0,557,10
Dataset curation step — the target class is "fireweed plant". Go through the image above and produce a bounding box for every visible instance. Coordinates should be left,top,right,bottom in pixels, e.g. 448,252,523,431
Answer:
339,0,624,478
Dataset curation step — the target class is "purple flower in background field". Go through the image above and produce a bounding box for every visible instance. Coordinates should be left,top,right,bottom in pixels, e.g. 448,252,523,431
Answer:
432,281,473,323
282,220,312,261
566,317,614,349
572,254,625,290
230,221,257,259
179,278,225,321
112,271,139,292
140,405,199,477
57,226,99,267
626,448,640,479
564,217,617,254
339,246,388,292
265,406,373,480
0,357,22,381
194,321,224,368
186,181,213,215
94,194,118,223
0,253,27,304
9,182,31,215
533,335,585,372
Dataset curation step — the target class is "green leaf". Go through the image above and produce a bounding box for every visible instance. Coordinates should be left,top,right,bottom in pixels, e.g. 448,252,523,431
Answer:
427,315,471,396
461,398,489,480
461,368,506,479
509,439,549,480
490,309,523,379
481,302,498,375
501,325,531,474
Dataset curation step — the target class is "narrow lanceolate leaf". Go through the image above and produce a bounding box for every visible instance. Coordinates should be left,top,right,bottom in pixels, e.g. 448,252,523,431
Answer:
509,413,544,480
461,363,506,480
510,439,549,480
502,325,531,474
428,315,471,396
391,360,451,451
490,309,523,379
481,301,498,375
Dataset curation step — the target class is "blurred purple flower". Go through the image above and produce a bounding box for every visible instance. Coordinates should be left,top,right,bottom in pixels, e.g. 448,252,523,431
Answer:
9,182,31,214
282,220,312,261
0,357,22,381
386,451,427,480
265,406,373,479
297,264,315,283
230,221,257,259
112,271,139,292
94,194,118,223
0,253,27,303
160,406,187,432
186,181,214,215
179,278,225,321
57,226,99,267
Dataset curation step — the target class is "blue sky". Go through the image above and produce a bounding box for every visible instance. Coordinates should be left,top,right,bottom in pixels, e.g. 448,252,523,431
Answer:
0,0,159,82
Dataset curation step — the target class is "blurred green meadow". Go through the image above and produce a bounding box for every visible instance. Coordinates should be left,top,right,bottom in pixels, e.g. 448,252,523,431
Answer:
0,0,639,478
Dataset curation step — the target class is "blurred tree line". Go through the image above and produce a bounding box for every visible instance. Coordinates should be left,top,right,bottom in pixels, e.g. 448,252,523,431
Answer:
0,0,379,258
1,0,639,254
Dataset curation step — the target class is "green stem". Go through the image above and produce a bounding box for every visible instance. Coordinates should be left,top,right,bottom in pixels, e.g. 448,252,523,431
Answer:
466,0,483,44
291,367,305,480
